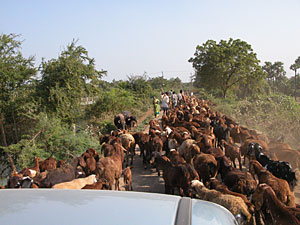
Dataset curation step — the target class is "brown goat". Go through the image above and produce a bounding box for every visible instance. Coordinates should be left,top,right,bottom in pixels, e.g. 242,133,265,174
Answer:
120,133,136,167
39,157,57,172
152,152,198,196
218,156,257,196
96,143,126,190
219,140,242,170
82,178,109,190
123,166,133,191
39,157,79,188
168,149,186,165
177,139,201,163
101,143,116,157
252,183,300,224
249,160,296,207
192,153,218,185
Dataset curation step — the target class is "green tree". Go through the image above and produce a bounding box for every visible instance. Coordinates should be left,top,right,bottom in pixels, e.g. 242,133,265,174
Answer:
37,40,106,123
127,75,152,99
262,61,287,93
290,56,300,100
149,76,168,91
0,33,36,172
189,39,266,98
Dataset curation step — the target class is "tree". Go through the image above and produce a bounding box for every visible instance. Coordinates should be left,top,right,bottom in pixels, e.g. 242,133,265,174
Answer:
149,76,168,91
127,75,152,99
0,33,37,171
37,40,106,123
290,56,300,100
262,61,287,93
189,39,266,98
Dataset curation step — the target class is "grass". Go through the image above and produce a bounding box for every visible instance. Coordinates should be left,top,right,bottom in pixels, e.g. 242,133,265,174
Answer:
133,115,153,132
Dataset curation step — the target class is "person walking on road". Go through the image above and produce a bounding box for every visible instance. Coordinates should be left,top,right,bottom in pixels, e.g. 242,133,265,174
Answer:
161,92,169,115
153,96,160,118
171,91,178,108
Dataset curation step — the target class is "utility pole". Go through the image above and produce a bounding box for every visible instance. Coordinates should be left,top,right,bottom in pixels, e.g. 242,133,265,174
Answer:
295,69,297,101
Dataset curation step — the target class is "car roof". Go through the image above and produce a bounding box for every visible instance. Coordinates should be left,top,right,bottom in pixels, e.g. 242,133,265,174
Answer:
0,189,237,225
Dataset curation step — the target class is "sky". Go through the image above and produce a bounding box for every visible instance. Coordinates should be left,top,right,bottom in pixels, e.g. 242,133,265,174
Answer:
1,0,300,82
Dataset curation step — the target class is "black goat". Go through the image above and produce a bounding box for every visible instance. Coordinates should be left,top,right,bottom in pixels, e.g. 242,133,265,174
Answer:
210,120,231,147
247,143,297,191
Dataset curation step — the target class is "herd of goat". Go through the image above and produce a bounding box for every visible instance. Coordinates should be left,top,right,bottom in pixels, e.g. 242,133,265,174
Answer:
3,95,300,225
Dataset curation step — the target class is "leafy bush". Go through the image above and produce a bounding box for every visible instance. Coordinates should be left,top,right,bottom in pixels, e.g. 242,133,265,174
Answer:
3,113,100,170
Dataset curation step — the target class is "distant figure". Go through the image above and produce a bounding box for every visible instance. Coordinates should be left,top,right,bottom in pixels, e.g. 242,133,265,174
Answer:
153,97,160,118
171,91,178,108
177,90,183,105
161,92,169,115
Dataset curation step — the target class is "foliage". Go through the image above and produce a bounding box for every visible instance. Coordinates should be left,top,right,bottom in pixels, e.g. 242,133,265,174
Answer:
0,33,37,149
2,113,100,170
206,93,300,148
149,76,183,94
127,75,153,99
262,61,287,93
189,38,266,98
88,88,137,116
37,40,106,124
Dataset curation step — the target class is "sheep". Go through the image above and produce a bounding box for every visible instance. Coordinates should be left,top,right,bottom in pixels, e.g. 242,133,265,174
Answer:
191,180,252,223
52,174,97,189
209,178,255,213
249,160,296,207
177,139,201,163
120,133,136,167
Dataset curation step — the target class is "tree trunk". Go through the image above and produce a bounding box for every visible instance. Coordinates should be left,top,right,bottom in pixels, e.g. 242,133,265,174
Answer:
222,88,227,99
0,112,17,173
0,113,7,147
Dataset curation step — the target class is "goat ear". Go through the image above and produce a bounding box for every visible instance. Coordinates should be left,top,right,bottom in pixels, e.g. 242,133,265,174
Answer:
259,183,269,190
78,157,86,167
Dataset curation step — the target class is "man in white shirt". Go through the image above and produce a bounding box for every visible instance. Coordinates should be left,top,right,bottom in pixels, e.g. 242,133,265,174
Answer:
161,92,169,115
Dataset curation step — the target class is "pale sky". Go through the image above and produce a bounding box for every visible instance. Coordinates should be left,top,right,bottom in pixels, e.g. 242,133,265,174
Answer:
1,0,300,82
